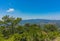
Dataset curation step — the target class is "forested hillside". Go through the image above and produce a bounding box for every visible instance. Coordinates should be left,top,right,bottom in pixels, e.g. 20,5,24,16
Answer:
0,15,60,41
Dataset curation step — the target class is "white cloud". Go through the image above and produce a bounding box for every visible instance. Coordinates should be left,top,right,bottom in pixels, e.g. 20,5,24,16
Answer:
6,8,14,12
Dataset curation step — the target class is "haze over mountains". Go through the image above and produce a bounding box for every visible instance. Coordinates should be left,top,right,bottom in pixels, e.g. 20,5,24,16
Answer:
20,19,60,26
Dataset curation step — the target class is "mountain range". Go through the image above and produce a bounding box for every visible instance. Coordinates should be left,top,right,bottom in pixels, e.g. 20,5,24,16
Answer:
20,19,60,26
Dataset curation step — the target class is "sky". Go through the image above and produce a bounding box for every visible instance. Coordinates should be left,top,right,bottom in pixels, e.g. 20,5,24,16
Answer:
0,0,60,20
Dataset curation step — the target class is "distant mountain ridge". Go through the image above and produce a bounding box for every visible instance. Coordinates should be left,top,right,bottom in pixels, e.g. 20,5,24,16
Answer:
20,19,60,26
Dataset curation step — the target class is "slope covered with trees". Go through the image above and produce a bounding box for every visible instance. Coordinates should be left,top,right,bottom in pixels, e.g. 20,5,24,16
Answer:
0,15,60,41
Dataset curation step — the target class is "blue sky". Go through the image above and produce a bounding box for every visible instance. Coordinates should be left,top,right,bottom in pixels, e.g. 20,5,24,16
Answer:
0,0,60,20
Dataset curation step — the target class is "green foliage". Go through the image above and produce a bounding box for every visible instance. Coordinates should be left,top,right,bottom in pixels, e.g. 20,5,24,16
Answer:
0,15,60,41
43,24,58,32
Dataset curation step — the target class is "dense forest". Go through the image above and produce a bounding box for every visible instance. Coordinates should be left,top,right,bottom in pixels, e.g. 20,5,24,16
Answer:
0,15,60,41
